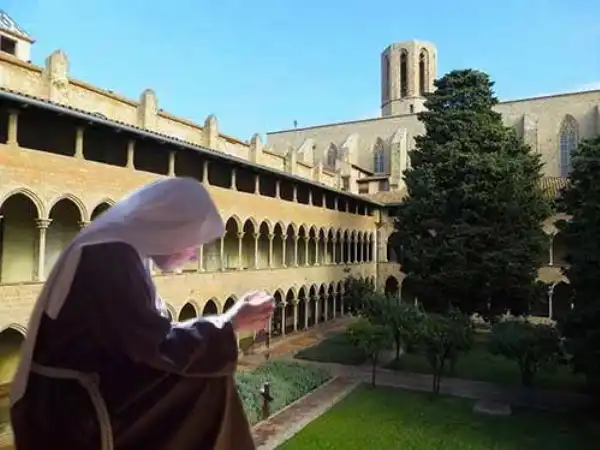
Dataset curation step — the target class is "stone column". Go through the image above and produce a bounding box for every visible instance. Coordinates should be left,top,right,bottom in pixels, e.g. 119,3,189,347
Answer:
35,219,52,281
268,233,275,268
293,301,298,332
280,306,286,337
332,238,337,264
333,292,337,318
304,301,309,329
198,245,204,272
253,232,259,269
347,238,352,263
324,295,328,321
293,185,298,202
7,109,19,146
126,140,135,169
353,237,358,263
219,236,225,271
293,235,299,267
254,175,260,194
202,161,210,185
340,238,345,263
314,237,319,266
275,180,281,199
230,169,237,191
168,151,176,176
75,127,85,159
323,237,329,264
303,236,309,266
314,296,320,325
281,236,287,268
237,232,244,269
549,234,554,266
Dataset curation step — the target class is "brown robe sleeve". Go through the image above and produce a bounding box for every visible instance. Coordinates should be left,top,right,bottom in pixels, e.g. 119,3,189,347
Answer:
72,242,239,377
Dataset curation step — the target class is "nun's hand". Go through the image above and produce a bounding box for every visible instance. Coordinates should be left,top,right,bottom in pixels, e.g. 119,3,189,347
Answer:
226,291,275,333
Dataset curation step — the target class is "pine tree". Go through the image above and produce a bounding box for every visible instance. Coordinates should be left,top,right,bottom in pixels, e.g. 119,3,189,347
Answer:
556,135,600,403
394,69,551,318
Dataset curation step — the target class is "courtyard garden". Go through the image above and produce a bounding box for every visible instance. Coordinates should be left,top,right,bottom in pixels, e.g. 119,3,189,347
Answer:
278,386,598,450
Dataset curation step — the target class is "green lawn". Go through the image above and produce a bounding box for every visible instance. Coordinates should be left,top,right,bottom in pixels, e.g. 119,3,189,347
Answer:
295,331,585,392
387,333,586,392
278,386,597,450
294,332,367,366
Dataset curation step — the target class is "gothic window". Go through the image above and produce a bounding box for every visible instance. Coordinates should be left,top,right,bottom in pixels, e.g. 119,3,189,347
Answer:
382,54,390,100
373,139,385,173
419,49,428,96
559,115,579,177
326,144,338,169
400,51,408,98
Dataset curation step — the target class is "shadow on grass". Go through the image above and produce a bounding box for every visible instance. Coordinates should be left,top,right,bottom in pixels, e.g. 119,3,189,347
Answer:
278,385,598,450
294,332,367,366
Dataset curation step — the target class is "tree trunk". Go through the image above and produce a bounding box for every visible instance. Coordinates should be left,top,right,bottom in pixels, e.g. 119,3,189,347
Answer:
371,356,378,387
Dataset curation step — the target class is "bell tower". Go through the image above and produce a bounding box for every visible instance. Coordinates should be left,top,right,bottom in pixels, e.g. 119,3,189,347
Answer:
381,40,437,117
0,10,34,62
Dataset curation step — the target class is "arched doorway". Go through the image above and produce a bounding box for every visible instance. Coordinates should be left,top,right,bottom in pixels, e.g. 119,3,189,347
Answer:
178,302,197,321
384,276,400,298
223,296,236,313
91,202,112,221
0,326,25,428
202,299,219,316
272,291,284,337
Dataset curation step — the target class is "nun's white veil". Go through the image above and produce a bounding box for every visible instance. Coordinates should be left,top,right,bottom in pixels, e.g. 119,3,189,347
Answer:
10,177,224,405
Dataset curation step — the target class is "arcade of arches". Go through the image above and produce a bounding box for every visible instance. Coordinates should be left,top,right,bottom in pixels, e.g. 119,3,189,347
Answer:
0,189,380,390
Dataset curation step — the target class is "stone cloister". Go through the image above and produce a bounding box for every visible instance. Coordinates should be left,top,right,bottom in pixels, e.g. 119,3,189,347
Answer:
0,192,376,284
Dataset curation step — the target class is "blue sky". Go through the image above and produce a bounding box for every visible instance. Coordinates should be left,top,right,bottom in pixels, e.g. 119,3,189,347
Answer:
4,0,599,140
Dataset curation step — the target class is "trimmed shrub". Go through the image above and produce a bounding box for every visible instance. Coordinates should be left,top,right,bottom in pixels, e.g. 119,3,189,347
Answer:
236,360,331,424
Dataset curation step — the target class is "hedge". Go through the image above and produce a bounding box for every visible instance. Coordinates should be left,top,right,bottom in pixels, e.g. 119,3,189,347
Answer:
236,360,331,424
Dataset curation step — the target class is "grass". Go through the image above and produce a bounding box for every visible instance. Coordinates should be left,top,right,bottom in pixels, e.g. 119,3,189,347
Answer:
294,332,367,365
278,386,598,450
387,332,586,392
295,331,585,392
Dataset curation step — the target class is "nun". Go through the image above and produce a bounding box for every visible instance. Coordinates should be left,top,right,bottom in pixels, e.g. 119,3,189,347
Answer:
10,177,274,450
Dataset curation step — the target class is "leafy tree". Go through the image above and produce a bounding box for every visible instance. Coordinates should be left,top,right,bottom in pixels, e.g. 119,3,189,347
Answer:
385,301,425,359
346,318,392,386
394,69,551,319
556,135,600,404
489,319,561,387
419,312,474,395
343,276,375,315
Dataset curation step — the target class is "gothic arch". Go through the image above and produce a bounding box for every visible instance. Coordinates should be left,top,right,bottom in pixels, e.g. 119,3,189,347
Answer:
400,49,408,98
0,188,44,218
373,138,385,174
326,143,338,169
558,114,579,177
48,194,88,222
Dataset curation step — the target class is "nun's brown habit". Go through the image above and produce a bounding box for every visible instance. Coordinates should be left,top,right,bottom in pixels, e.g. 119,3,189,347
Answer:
10,242,255,450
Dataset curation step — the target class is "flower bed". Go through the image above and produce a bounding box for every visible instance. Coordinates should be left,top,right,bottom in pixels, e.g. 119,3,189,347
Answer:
236,360,331,424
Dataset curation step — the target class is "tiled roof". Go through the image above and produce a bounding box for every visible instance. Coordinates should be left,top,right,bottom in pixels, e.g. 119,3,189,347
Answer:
361,177,568,205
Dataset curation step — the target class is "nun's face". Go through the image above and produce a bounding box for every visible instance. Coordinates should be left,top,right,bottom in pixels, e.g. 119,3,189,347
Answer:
151,246,198,272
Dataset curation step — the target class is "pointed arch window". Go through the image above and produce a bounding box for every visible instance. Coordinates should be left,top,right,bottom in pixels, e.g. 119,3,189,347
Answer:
400,51,408,98
382,54,390,100
419,49,428,96
559,115,578,177
373,139,385,174
326,144,338,169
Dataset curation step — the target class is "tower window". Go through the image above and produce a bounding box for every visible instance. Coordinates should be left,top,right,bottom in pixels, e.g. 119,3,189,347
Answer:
373,139,385,173
400,51,408,98
419,49,428,96
382,54,390,100
410,105,414,113
0,35,17,56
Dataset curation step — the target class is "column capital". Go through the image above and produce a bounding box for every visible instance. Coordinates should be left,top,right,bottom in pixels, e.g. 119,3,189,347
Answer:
79,220,91,229
268,233,275,241
237,232,245,239
35,218,52,229
253,232,260,240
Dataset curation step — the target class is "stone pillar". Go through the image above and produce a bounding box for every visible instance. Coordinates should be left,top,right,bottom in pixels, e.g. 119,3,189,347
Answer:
237,232,244,269
347,238,352,263
198,245,204,272
293,185,298,202
126,140,135,169
219,236,225,271
308,190,313,206
333,292,337,318
231,169,237,191
280,306,286,337
314,297,320,325
314,237,319,266
75,127,84,159
322,237,329,264
268,233,275,268
354,237,359,263
281,236,287,268
254,175,260,194
324,295,328,321
275,181,281,198
36,219,51,281
304,301,309,329
202,160,210,185
293,302,298,332
293,236,299,267
332,238,337,264
7,109,19,146
168,151,176,176
549,234,554,266
303,236,309,266
253,233,259,269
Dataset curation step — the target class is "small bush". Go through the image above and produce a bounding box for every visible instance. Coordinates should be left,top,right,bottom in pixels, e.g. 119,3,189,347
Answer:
489,318,562,387
346,318,392,386
236,360,331,423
